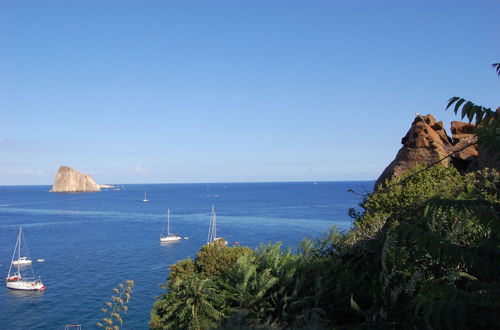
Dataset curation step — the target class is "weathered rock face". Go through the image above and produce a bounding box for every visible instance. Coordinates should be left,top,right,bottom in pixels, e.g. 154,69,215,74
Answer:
375,113,499,190
50,166,101,192
375,115,453,189
450,121,478,171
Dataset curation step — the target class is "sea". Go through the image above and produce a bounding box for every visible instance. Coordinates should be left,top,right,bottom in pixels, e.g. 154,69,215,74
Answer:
0,181,373,329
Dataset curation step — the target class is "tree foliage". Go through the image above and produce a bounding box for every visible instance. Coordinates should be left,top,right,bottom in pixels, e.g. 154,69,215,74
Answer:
194,240,253,279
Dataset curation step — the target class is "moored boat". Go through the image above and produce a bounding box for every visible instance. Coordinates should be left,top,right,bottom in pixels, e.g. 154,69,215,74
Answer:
160,209,181,242
12,256,32,266
6,279,46,291
6,227,46,291
207,205,227,245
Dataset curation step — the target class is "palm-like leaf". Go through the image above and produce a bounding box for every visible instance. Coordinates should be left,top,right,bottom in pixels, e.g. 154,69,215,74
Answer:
493,63,500,76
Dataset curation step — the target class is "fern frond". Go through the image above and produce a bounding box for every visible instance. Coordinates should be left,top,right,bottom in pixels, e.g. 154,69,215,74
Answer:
424,198,500,230
397,223,498,277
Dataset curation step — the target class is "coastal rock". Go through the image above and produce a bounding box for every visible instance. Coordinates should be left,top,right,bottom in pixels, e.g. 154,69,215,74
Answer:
375,113,500,190
375,115,453,189
50,166,100,193
450,121,478,171
477,107,500,170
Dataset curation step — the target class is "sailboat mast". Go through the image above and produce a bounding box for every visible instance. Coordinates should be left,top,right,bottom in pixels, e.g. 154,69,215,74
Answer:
18,227,22,273
7,228,21,276
167,209,170,235
207,205,215,244
207,214,212,244
213,209,217,240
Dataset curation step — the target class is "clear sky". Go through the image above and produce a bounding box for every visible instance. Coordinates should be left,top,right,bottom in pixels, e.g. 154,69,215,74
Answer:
0,0,499,185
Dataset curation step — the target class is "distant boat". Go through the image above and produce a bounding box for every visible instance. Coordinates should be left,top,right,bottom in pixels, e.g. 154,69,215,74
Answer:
6,227,46,291
12,256,32,266
142,188,149,202
160,209,181,242
37,259,45,262
207,205,227,245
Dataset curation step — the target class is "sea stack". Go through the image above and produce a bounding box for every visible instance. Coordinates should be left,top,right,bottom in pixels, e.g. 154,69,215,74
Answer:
50,166,101,192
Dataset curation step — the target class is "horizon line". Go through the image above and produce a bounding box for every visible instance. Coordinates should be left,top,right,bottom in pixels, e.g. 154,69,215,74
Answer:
0,179,376,187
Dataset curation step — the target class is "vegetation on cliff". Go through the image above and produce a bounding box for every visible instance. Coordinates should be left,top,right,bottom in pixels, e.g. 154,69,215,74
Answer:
150,165,499,329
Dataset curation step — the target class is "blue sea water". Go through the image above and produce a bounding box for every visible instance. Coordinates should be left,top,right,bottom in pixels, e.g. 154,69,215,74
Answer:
0,181,373,329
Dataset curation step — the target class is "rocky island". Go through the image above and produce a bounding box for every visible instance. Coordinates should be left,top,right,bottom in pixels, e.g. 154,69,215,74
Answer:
49,166,101,192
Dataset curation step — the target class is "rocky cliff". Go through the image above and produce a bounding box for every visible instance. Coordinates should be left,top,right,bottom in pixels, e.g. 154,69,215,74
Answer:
50,166,101,192
375,114,498,189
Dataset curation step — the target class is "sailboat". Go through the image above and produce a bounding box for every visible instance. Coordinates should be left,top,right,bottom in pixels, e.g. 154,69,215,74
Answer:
142,188,149,202
160,209,181,242
207,205,227,245
12,256,32,266
6,227,46,291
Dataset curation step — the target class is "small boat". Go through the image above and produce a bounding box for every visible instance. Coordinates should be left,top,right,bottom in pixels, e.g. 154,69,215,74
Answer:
207,205,227,245
6,227,46,291
37,259,45,262
142,188,149,202
12,256,32,266
160,209,181,242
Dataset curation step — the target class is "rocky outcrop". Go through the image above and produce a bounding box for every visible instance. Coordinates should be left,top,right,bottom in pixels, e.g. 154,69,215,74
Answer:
374,113,500,190
375,115,453,189
50,166,101,192
450,121,478,171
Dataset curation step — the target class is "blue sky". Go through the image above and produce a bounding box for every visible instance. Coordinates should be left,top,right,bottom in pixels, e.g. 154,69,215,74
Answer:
0,0,499,185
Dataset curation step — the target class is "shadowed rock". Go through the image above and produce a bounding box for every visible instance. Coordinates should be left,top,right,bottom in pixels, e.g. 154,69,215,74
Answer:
450,121,478,171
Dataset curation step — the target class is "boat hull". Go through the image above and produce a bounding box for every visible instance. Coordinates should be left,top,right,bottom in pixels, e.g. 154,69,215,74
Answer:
6,280,46,291
12,258,32,266
160,235,181,242
209,237,228,245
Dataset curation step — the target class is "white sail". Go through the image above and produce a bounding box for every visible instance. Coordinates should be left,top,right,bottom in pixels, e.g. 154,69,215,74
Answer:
143,188,149,202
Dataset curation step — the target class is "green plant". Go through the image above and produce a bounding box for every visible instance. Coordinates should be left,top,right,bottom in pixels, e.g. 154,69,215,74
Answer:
194,240,253,278
151,274,224,330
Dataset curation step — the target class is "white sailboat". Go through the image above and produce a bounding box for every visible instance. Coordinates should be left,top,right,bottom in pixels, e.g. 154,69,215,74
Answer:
12,256,32,266
207,205,227,245
142,188,149,202
160,209,181,242
6,227,46,291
